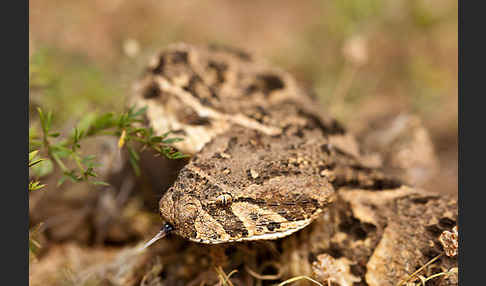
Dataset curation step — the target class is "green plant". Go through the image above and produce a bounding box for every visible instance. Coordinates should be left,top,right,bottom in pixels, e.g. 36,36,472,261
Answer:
28,105,188,259
29,150,46,192
30,106,188,186
29,150,47,259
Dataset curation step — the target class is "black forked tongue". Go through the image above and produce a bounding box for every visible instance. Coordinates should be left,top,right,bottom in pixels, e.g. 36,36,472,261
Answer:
140,223,174,250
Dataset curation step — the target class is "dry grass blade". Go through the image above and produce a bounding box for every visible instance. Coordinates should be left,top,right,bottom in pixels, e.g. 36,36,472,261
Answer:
277,275,324,286
214,266,237,286
396,253,444,286
416,267,458,286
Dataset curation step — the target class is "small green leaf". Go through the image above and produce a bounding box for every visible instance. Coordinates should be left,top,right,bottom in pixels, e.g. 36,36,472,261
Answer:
91,181,110,186
28,158,44,168
150,136,164,143
50,145,72,158
37,108,47,133
30,158,54,177
38,108,53,134
57,176,68,187
162,137,184,144
29,180,46,191
88,112,116,135
161,131,171,138
29,150,39,162
132,106,147,117
128,146,140,161
75,112,98,133
127,147,141,177
168,152,190,160
84,167,97,178
81,155,97,164
129,155,141,176
61,171,82,183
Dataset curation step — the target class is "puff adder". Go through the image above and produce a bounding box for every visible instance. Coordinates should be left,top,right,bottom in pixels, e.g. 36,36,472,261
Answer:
132,43,402,244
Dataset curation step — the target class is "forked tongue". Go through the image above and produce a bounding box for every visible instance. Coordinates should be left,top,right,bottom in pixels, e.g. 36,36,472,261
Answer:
138,223,174,252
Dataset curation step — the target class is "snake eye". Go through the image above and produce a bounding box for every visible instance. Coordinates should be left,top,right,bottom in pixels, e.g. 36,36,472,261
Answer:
215,194,233,206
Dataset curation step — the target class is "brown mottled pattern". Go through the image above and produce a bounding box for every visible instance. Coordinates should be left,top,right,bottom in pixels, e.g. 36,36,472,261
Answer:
234,196,320,222
201,203,249,239
138,43,403,243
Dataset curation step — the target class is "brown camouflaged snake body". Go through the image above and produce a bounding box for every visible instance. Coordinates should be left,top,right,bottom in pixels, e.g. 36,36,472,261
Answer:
132,43,402,244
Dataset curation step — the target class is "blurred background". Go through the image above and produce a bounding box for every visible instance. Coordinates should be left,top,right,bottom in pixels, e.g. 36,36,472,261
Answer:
29,0,457,194
29,0,457,284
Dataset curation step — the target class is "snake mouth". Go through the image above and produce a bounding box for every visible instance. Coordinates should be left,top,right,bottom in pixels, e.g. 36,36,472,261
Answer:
187,218,313,244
